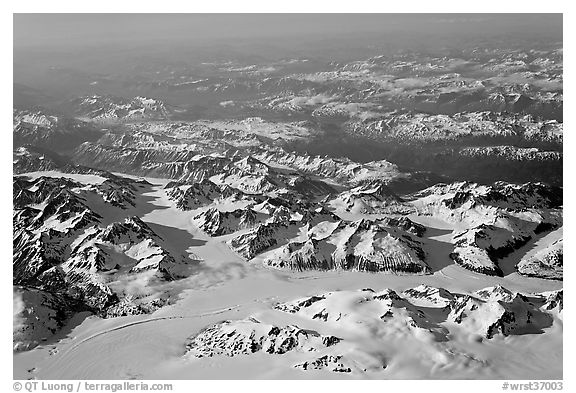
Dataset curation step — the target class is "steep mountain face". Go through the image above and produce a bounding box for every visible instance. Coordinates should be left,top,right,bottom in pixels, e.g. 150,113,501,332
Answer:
185,318,342,358
73,141,229,182
68,121,431,193
263,218,428,274
13,286,87,352
13,146,120,177
12,172,199,349
51,125,565,280
227,222,286,260
276,285,554,340
447,286,554,338
344,111,562,148
517,239,563,280
329,181,414,214
13,109,102,153
13,158,561,353
66,108,562,191
401,284,454,307
12,32,564,379
340,112,562,185
165,180,246,211
210,156,318,196
411,181,563,277
13,146,71,173
442,146,562,186
183,284,558,375
193,207,269,237
69,95,172,122
251,148,404,186
412,181,562,214
541,290,563,314
16,133,563,291
225,200,337,256
73,138,341,199
69,216,189,279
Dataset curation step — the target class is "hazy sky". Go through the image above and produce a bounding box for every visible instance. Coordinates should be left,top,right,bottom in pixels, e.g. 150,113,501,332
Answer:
14,14,562,49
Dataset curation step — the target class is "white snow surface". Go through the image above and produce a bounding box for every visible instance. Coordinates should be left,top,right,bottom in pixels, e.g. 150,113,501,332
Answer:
13,174,562,380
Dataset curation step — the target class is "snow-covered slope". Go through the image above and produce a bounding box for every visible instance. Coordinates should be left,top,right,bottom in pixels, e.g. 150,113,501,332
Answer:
182,285,559,376
262,218,429,274
13,172,201,350
13,109,102,152
12,175,563,380
411,181,562,277
517,238,563,280
70,95,171,122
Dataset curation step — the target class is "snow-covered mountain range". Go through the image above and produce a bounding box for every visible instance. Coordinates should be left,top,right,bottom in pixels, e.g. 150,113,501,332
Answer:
12,33,563,380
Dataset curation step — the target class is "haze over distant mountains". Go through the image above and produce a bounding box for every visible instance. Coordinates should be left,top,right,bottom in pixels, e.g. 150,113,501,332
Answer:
13,14,563,380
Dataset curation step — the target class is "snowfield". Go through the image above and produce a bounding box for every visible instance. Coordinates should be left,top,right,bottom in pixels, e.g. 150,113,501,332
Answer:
13,174,562,380
12,21,565,382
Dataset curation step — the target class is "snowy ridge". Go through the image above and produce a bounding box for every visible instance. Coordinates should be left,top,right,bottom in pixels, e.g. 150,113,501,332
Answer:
13,109,102,152
263,218,429,274
184,284,559,375
192,207,268,237
411,181,562,277
12,173,201,350
517,239,563,280
185,318,342,358
71,95,171,122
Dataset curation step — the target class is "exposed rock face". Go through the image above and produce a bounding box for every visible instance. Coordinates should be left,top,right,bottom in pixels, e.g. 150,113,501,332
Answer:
517,239,563,280
402,284,454,307
447,286,554,338
13,286,86,352
13,146,70,173
226,200,342,260
412,180,562,276
73,142,336,198
541,290,563,313
11,40,564,375
182,284,559,374
13,109,102,152
274,288,444,336
192,207,268,237
185,318,341,358
14,171,146,211
210,156,335,196
450,224,532,276
228,222,283,260
14,175,85,210
72,142,220,182
13,146,127,180
13,173,196,335
13,176,104,285
102,296,167,318
70,95,171,122
165,180,245,211
342,111,562,185
252,148,404,186
294,355,352,373
66,121,433,200
263,218,429,274
412,181,562,216
276,285,554,340
69,216,188,281
330,181,415,214
183,284,556,374
14,228,83,284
